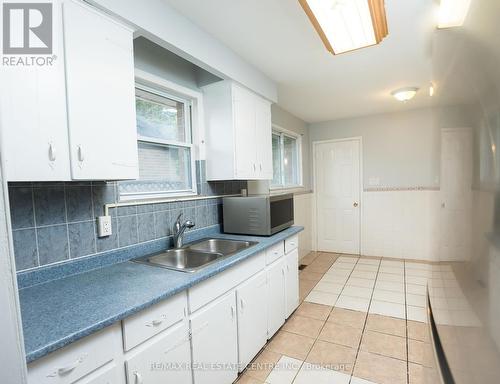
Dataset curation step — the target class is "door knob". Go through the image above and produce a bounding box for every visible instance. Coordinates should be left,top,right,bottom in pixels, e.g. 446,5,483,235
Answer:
353,202,359,207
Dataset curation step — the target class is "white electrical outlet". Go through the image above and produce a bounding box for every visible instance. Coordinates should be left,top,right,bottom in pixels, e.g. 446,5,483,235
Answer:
97,215,112,237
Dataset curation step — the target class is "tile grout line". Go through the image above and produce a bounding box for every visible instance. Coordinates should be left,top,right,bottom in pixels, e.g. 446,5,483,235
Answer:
348,256,382,384
288,252,341,384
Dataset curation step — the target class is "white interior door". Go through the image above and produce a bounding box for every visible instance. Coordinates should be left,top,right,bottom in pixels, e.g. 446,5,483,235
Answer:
440,128,472,261
315,139,361,254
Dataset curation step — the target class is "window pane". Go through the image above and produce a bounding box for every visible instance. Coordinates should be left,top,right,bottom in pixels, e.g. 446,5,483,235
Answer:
283,135,299,186
136,88,187,142
119,142,192,196
272,133,282,186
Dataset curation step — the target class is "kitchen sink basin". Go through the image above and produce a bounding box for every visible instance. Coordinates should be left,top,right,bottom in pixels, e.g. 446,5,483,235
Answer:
134,238,257,272
186,238,257,255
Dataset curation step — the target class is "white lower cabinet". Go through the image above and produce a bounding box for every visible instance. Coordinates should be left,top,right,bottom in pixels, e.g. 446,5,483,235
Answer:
285,248,300,318
267,257,286,338
28,237,300,384
125,321,192,384
236,270,268,371
190,292,238,384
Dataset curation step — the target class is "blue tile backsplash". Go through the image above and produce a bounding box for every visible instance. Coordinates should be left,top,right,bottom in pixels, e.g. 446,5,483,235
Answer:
9,161,247,272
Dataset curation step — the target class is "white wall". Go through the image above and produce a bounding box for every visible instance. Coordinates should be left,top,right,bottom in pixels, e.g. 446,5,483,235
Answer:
309,106,475,189
309,105,476,261
293,193,313,260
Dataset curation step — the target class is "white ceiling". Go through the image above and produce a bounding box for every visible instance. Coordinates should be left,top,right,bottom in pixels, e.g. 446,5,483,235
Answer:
164,0,438,123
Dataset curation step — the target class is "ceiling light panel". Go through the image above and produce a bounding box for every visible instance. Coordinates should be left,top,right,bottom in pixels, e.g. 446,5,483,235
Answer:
299,0,388,54
438,0,472,28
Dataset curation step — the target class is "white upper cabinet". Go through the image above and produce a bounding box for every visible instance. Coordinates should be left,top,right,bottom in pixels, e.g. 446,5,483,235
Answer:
0,2,70,181
202,81,273,181
0,0,138,181
63,0,138,180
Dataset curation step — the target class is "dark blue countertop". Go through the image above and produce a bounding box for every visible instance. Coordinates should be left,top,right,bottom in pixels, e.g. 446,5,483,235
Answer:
19,226,303,363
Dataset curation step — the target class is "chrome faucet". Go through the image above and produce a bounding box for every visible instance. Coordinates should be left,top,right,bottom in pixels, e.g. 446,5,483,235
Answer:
172,213,195,248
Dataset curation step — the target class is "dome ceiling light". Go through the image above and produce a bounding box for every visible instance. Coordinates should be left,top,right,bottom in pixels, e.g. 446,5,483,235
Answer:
391,87,419,102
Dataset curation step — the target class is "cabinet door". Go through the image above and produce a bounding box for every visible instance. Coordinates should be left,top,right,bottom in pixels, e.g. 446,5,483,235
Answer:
233,85,257,179
267,258,286,338
0,1,71,181
236,270,268,370
63,0,138,180
255,98,273,180
190,292,238,384
125,321,192,384
285,249,300,318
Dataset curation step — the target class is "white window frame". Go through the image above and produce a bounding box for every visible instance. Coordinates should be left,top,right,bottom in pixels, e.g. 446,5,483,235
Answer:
270,124,303,191
119,70,204,201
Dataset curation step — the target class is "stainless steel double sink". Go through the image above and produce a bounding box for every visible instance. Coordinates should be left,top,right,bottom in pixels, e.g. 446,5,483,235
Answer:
133,238,257,273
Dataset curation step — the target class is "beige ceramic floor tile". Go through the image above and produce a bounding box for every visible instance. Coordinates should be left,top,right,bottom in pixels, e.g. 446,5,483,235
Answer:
266,331,315,361
299,270,324,283
408,339,434,367
305,340,356,374
264,355,302,384
245,349,282,381
360,330,407,361
294,302,332,321
300,252,319,265
305,291,338,306
328,307,367,329
408,362,438,384
314,281,344,294
318,322,362,348
294,363,351,384
366,313,407,337
236,371,266,384
353,351,407,384
407,320,430,342
299,279,316,301
282,314,325,338
304,262,332,274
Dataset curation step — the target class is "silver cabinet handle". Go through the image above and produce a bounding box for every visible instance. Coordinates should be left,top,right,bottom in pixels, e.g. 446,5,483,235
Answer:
77,145,84,162
260,164,262,171
48,143,56,161
133,371,143,384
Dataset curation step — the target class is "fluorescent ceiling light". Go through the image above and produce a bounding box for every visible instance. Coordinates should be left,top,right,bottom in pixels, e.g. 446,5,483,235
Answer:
391,87,419,102
299,0,388,54
438,0,471,28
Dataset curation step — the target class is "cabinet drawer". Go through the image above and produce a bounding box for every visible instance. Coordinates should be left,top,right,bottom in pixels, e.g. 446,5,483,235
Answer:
122,292,187,351
74,363,123,384
285,235,299,254
125,321,192,384
266,242,284,264
189,251,266,312
28,324,121,384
